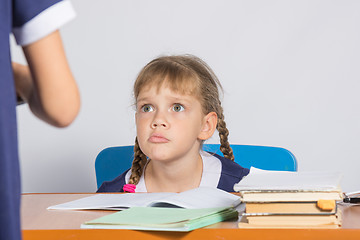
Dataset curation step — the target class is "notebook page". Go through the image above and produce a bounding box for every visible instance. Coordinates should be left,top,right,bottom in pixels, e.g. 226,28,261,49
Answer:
48,192,173,210
148,187,241,208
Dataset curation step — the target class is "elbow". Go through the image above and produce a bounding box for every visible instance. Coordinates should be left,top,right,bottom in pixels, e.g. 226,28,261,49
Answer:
52,112,79,128
52,114,77,128
51,100,81,128
52,87,81,128
28,88,81,128
32,96,81,128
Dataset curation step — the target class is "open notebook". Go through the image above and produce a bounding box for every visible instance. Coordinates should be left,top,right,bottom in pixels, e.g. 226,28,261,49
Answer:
48,187,241,210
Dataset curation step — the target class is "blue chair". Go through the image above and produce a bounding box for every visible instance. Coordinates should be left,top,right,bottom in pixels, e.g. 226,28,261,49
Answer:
95,144,297,189
203,144,297,171
95,146,135,189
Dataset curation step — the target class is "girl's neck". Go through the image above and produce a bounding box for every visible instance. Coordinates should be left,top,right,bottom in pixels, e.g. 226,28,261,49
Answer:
144,153,203,193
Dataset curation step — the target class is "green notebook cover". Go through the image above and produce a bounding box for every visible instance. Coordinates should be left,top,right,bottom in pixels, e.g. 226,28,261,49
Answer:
81,206,238,231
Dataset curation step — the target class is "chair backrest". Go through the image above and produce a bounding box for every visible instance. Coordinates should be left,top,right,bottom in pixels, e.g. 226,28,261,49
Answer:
203,144,297,171
95,146,134,189
95,144,297,188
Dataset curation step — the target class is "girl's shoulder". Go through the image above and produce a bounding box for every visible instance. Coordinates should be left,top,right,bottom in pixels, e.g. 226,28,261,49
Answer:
96,168,130,193
213,154,250,177
211,153,250,192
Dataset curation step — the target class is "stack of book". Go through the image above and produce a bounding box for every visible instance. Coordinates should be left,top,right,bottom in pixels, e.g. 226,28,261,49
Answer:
234,168,343,228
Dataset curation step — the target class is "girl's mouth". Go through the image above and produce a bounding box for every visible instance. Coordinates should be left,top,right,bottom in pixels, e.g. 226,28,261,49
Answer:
149,134,169,143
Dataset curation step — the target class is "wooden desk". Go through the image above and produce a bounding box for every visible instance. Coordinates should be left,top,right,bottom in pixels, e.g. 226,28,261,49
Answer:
22,193,360,240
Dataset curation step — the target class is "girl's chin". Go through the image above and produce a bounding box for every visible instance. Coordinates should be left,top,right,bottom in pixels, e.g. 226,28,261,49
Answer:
147,153,171,162
147,153,176,163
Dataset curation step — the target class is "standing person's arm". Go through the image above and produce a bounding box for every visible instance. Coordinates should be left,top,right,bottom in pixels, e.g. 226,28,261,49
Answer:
13,30,80,127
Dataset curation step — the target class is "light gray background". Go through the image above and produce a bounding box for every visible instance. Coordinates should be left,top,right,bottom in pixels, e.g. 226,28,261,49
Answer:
11,0,360,193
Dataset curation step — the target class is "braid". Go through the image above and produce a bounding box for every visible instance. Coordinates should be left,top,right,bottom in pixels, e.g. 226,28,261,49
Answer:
128,138,147,185
217,111,234,161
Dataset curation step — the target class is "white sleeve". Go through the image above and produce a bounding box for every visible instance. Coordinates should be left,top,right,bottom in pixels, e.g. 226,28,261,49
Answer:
12,0,76,46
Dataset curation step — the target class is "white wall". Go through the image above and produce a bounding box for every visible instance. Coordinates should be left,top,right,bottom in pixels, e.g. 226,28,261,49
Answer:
11,0,360,193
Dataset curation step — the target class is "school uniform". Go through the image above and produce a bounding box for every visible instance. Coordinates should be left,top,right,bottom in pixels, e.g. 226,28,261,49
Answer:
0,1,75,239
97,151,250,193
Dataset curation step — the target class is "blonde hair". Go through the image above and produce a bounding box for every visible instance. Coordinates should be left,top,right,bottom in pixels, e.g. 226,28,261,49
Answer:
128,55,234,186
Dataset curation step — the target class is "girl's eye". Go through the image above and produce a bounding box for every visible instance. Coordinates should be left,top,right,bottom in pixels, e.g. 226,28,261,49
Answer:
172,104,184,112
141,105,154,112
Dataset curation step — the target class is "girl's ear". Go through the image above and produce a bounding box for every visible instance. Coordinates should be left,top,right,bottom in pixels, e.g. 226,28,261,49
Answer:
198,112,217,140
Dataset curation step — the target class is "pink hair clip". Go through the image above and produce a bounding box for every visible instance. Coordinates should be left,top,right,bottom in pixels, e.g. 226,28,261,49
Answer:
123,184,136,193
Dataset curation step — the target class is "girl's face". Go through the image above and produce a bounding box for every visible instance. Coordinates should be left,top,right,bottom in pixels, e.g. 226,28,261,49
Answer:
135,84,211,163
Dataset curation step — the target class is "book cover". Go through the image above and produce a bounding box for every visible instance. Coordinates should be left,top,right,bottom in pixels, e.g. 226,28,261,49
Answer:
245,212,341,226
239,207,342,228
244,201,337,216
239,191,342,203
234,168,343,202
81,206,238,231
234,168,342,192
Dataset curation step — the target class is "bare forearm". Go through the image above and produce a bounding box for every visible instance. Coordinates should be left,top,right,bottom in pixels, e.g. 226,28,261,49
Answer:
21,31,80,127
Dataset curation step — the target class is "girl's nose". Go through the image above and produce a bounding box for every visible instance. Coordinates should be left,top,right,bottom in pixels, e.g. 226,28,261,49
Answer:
151,112,169,129
151,122,168,128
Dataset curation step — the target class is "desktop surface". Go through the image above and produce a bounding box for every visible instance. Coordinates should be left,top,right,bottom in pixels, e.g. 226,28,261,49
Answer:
21,193,360,240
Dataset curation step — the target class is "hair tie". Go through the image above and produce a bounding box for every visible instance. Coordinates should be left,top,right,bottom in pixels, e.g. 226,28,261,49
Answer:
123,184,136,193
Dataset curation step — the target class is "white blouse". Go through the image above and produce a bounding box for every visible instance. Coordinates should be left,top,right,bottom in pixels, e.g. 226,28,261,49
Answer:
124,151,222,193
